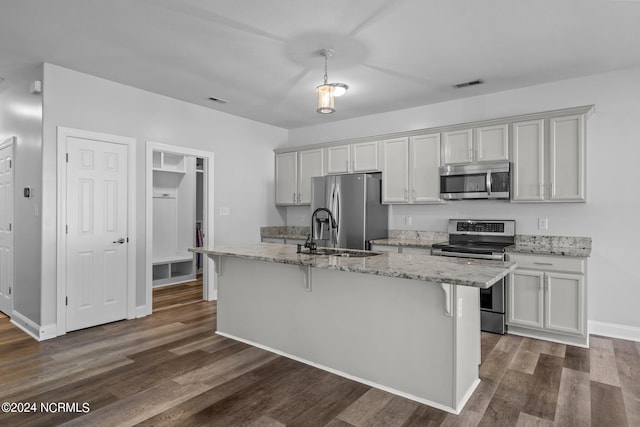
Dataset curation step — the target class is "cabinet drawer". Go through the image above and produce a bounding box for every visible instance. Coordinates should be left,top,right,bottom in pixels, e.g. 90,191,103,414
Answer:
507,253,585,274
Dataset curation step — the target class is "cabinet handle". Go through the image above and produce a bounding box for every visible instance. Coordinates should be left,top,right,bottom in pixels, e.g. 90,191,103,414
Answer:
534,262,553,266
539,183,544,196
412,188,416,199
346,160,350,171
292,193,296,203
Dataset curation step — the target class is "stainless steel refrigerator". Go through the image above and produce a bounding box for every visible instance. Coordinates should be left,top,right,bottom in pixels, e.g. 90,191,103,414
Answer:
310,173,388,250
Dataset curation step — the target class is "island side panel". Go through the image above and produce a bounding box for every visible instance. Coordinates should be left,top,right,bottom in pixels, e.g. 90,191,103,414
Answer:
216,256,475,411
453,284,482,410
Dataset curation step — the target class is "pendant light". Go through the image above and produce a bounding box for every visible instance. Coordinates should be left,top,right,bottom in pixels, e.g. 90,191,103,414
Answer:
316,49,348,114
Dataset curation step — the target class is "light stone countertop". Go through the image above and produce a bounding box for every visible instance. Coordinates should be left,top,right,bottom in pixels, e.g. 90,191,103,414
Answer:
191,243,516,289
370,238,447,248
506,235,592,257
260,226,309,240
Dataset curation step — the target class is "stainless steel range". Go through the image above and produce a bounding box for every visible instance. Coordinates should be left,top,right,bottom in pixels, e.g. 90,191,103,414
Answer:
431,219,515,334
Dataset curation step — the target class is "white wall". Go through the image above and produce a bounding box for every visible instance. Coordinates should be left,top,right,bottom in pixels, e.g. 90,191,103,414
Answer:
0,64,43,326
287,67,640,332
41,64,287,325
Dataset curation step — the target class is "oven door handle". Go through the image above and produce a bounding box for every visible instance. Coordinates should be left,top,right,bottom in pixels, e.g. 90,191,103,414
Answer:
431,249,503,261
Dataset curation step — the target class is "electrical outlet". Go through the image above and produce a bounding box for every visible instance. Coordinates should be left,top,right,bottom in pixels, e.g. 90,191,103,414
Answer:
405,216,412,226
219,207,230,216
538,218,548,230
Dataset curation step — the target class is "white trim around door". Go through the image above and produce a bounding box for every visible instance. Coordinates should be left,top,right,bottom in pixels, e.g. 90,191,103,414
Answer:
56,127,137,336
145,142,215,316
0,137,16,317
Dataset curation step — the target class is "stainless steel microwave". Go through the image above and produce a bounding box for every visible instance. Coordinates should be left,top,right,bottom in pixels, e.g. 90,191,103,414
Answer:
439,161,510,200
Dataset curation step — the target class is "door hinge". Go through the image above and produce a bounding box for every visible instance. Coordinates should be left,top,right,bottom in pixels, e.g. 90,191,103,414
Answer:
66,153,69,163
8,287,11,295
8,223,11,231
66,225,68,234
8,159,11,168
127,237,129,242
65,296,68,306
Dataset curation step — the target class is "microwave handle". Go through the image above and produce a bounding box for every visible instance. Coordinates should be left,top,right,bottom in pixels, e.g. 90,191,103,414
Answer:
486,170,492,197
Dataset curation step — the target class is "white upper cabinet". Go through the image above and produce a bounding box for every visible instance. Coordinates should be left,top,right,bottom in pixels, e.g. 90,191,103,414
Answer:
442,125,508,165
512,119,545,202
326,141,379,174
382,134,442,204
325,144,351,174
410,134,442,203
297,149,324,204
275,149,323,206
442,129,473,164
351,141,379,172
475,124,509,162
549,114,585,201
512,113,586,203
381,137,409,203
275,152,297,205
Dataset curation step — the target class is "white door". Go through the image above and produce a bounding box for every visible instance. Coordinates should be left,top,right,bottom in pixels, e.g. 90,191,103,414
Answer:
66,137,128,331
0,140,14,315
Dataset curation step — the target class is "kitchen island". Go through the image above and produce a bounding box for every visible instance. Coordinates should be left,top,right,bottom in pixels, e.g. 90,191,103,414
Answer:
191,243,516,414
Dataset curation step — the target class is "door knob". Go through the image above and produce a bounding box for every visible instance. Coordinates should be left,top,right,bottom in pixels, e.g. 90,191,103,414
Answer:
113,238,126,244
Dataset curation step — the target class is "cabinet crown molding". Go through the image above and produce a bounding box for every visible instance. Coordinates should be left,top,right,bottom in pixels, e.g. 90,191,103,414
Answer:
275,105,594,154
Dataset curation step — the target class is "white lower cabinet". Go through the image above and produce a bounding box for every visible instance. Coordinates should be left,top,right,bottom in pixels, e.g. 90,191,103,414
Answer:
506,253,587,346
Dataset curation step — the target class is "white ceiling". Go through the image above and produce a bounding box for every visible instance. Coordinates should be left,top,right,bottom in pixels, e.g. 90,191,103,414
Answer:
1,0,640,129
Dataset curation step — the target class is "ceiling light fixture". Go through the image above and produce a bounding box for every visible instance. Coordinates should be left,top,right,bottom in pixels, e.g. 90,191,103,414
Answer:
316,48,348,114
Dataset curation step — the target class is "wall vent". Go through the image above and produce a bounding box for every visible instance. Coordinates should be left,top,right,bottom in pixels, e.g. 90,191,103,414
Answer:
453,79,484,89
207,96,229,104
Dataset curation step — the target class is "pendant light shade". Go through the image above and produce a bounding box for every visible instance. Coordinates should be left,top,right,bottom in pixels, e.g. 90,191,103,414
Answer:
316,49,348,114
316,83,335,114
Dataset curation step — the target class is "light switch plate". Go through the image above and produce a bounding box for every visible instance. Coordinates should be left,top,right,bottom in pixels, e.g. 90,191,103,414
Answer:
538,218,548,230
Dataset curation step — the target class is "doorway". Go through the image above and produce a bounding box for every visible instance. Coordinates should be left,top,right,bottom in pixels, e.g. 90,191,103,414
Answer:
145,142,214,315
0,137,15,316
56,127,137,333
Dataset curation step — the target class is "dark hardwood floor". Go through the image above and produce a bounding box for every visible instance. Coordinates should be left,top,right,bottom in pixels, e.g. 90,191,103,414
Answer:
0,282,638,426
152,277,203,312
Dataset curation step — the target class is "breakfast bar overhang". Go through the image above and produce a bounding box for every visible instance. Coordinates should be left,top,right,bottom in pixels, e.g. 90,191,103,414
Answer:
191,243,516,414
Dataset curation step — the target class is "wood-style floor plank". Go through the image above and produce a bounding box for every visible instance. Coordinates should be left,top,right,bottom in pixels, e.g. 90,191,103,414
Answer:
0,281,637,426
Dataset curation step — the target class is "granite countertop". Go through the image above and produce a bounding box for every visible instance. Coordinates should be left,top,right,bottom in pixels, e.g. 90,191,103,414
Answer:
373,230,592,257
260,226,309,240
370,230,448,248
191,243,516,289
506,235,592,257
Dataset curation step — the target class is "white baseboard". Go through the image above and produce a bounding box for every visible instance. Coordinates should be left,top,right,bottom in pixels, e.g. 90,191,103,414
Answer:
10,311,56,341
135,305,150,318
589,320,640,343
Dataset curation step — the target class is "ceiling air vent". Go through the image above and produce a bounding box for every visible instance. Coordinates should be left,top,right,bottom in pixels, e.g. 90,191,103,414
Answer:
452,79,484,89
207,96,229,104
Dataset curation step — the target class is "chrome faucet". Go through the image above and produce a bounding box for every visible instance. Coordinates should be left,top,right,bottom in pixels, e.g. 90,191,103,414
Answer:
304,208,337,253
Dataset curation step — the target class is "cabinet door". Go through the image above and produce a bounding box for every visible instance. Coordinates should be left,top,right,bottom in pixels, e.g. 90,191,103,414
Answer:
545,272,585,335
511,120,545,201
507,270,544,329
326,145,351,174
475,124,508,162
442,129,473,164
352,141,379,172
410,134,441,203
381,137,409,203
298,149,323,204
549,114,585,202
275,152,297,205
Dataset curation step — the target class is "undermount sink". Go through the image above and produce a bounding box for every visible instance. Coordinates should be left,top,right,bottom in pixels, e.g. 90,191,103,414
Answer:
300,248,382,258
